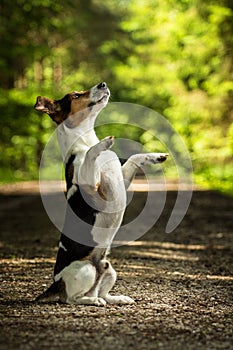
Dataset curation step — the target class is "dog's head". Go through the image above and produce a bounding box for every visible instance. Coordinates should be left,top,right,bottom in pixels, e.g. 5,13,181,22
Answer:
34,82,110,125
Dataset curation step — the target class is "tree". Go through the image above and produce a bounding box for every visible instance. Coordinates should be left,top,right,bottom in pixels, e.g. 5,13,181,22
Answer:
99,0,233,192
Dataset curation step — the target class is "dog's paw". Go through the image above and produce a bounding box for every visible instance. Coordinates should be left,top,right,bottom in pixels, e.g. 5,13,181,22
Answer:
116,295,135,304
144,153,168,165
104,294,135,304
100,136,114,150
68,295,107,306
129,153,168,168
90,136,114,159
94,297,107,306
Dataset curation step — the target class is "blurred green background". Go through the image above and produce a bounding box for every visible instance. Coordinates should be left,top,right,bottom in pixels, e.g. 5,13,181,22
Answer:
0,0,232,193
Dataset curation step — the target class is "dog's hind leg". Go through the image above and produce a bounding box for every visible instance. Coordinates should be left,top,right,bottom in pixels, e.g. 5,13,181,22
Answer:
98,261,135,304
54,260,106,306
122,153,168,189
67,295,107,306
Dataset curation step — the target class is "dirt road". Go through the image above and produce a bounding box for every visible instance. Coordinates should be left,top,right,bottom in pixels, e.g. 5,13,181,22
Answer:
0,185,232,350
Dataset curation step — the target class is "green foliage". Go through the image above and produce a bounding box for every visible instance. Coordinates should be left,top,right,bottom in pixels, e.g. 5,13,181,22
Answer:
0,0,232,194
0,88,54,181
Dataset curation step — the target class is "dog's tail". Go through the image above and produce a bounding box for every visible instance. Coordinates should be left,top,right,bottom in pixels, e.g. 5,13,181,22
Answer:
35,280,62,302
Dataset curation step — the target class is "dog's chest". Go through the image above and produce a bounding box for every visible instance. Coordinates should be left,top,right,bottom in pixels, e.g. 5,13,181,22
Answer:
72,149,123,184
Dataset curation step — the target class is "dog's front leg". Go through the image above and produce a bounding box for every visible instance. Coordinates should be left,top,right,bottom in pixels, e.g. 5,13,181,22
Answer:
67,136,114,200
122,153,168,189
79,136,114,190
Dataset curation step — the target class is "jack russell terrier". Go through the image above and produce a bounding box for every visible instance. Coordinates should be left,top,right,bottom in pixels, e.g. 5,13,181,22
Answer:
34,82,168,305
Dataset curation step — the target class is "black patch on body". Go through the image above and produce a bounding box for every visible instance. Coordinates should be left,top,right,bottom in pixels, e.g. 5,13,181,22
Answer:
65,154,75,191
54,234,95,275
54,154,99,276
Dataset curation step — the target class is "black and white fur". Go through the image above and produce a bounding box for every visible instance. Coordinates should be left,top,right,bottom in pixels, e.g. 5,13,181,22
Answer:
34,82,168,305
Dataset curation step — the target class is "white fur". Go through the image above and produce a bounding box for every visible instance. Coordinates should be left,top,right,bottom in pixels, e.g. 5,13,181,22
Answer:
53,83,168,305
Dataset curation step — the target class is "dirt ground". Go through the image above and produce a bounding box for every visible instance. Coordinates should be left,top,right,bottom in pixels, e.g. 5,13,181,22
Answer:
0,184,232,350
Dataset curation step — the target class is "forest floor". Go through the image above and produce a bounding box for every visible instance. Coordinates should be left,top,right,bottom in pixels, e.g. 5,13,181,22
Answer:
0,183,232,350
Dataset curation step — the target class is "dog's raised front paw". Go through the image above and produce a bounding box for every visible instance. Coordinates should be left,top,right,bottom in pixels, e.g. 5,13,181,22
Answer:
100,136,114,150
128,153,168,168
88,136,114,160
144,153,168,165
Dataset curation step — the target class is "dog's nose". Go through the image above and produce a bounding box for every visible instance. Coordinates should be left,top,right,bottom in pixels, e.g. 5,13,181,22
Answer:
97,82,107,89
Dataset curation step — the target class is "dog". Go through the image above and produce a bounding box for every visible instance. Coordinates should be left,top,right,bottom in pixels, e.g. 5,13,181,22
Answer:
34,82,168,305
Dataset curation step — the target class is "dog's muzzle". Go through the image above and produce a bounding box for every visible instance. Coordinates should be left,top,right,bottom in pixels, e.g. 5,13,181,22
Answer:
90,82,110,104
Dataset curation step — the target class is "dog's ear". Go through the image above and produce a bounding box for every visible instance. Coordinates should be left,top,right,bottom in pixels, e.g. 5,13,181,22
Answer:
34,96,61,115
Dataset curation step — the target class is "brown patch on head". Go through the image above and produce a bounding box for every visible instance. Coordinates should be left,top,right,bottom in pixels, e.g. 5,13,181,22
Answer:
66,90,93,127
34,94,71,124
34,83,110,126
70,90,91,114
34,89,93,126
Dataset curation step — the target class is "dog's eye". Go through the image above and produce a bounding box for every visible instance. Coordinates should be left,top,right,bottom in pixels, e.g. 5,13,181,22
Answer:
73,93,80,99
